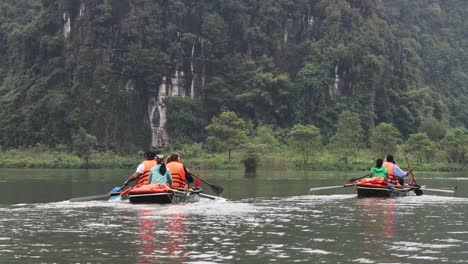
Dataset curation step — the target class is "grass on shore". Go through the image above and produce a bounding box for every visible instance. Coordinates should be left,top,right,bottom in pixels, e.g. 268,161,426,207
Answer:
0,147,465,172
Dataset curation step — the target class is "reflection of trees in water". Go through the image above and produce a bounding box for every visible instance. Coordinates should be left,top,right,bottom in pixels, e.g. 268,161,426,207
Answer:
136,209,188,264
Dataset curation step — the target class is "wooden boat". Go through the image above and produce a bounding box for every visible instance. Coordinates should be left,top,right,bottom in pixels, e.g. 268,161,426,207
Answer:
129,190,200,204
127,184,202,204
356,177,423,198
308,176,455,197
356,185,420,198
70,181,224,203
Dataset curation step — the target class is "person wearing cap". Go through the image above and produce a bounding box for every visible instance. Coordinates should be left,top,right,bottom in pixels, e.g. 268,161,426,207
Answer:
148,155,173,187
123,151,158,188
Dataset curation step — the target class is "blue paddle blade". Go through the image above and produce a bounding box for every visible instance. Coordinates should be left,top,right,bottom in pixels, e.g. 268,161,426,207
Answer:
108,187,122,196
108,195,122,201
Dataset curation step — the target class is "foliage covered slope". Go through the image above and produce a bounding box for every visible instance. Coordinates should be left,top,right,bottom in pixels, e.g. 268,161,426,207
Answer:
0,0,466,152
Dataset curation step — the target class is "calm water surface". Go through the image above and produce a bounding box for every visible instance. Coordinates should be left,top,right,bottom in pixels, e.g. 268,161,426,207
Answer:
0,168,467,263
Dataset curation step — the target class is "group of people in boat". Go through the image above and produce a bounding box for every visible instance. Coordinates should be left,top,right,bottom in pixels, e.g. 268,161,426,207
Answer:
121,151,194,193
368,155,413,187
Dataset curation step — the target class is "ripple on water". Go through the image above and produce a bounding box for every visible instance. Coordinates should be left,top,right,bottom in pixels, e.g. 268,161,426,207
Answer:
4,198,258,217
1,191,468,263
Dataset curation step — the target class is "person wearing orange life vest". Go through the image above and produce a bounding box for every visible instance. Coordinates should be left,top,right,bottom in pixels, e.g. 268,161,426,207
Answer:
383,154,412,186
165,152,194,189
123,151,158,188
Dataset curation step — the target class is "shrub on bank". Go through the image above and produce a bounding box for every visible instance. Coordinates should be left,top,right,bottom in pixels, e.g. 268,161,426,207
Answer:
0,147,465,172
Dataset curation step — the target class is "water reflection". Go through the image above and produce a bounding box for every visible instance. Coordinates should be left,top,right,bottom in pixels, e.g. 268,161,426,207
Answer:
134,208,188,264
1,169,468,263
356,198,403,263
358,198,397,237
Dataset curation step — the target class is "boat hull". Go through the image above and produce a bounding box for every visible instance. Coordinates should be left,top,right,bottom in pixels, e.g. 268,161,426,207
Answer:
129,190,200,204
357,186,415,198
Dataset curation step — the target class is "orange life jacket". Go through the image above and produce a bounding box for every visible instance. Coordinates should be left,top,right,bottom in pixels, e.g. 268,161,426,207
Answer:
166,161,187,189
383,161,400,186
136,160,158,187
360,177,387,185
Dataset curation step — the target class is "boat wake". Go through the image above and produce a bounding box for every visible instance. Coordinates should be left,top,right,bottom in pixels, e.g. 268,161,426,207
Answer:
5,197,258,218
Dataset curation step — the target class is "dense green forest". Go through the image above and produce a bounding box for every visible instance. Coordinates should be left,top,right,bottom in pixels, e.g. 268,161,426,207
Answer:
0,0,466,168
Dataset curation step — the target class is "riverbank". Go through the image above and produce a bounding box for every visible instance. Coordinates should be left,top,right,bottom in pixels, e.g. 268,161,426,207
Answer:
0,148,465,172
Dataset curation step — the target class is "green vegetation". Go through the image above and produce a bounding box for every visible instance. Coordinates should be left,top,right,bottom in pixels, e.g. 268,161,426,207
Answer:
287,124,322,164
0,110,466,172
370,123,401,158
0,1,466,173
205,112,248,162
71,127,96,168
329,111,364,165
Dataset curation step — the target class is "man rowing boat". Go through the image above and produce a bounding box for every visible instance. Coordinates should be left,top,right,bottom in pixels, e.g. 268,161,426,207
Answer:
383,155,413,186
122,151,158,188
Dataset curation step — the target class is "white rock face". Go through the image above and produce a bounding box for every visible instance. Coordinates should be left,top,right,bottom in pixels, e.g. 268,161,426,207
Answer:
79,2,85,17
149,71,186,148
63,13,71,38
190,43,195,97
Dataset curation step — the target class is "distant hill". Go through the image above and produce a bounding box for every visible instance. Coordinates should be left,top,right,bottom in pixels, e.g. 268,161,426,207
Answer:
0,0,466,151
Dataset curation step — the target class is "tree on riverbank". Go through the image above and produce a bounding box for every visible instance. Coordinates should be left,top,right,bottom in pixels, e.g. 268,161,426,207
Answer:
442,128,468,164
329,111,364,164
405,132,436,165
287,124,322,164
205,112,248,162
72,127,96,168
370,123,401,158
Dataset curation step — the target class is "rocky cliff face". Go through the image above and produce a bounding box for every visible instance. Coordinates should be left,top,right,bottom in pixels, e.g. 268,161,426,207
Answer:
1,0,462,150
60,0,204,149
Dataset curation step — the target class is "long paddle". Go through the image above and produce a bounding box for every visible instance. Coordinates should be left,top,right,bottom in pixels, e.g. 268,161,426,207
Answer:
405,157,424,195
420,186,457,194
198,193,227,200
190,173,224,195
344,174,370,184
405,157,417,185
170,188,227,201
308,183,355,193
308,174,369,194
69,185,125,202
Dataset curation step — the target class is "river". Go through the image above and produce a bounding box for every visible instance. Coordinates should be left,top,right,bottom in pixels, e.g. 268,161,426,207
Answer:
0,168,467,263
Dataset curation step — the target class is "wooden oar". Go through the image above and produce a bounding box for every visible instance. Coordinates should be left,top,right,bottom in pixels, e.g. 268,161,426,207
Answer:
190,173,224,195
420,187,457,194
344,174,370,184
198,193,227,200
69,185,125,202
308,174,370,194
308,183,355,194
171,188,227,201
405,157,423,195
69,194,112,202
405,157,417,185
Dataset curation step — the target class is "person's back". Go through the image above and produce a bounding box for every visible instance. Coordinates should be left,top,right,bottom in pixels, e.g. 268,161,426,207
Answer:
383,155,400,186
370,158,388,179
123,151,158,188
166,153,188,189
136,159,158,186
149,156,173,187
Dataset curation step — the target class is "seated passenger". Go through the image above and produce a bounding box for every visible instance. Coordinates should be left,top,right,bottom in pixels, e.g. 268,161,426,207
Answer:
148,155,173,188
165,152,193,189
370,158,388,179
123,151,158,188
383,155,413,186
